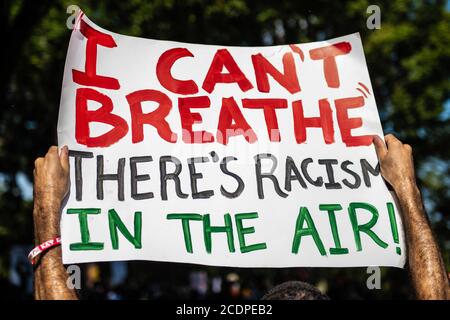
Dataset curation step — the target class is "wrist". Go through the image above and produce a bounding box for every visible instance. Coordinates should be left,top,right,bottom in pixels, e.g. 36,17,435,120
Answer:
33,206,61,245
392,178,419,196
35,229,60,245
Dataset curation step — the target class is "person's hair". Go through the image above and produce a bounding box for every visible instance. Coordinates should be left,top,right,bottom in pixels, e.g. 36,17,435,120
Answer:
261,281,329,300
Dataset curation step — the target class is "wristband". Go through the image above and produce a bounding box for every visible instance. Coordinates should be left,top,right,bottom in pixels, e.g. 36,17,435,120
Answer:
28,237,61,265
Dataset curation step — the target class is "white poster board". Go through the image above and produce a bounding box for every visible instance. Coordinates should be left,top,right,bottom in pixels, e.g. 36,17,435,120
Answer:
58,11,405,267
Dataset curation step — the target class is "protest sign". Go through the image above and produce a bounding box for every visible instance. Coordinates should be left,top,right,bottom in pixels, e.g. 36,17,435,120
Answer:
58,11,406,267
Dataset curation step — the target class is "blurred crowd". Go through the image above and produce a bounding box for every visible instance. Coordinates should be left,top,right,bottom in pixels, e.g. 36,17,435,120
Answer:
2,245,413,300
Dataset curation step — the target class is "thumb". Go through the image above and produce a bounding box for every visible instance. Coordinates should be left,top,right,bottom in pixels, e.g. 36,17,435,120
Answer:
373,135,387,160
60,145,70,172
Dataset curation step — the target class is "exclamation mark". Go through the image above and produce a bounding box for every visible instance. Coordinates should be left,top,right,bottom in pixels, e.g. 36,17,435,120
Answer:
387,202,401,255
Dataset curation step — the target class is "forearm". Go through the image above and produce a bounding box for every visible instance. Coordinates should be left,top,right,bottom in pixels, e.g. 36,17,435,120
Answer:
395,183,449,299
33,199,78,300
34,247,78,300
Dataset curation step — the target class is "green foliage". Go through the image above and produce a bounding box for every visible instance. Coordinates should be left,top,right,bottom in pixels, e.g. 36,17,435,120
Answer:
0,0,448,298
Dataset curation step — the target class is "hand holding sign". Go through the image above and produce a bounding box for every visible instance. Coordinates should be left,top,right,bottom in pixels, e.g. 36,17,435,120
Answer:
57,11,405,267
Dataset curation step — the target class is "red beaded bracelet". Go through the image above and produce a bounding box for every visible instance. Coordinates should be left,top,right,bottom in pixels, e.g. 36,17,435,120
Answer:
28,237,61,265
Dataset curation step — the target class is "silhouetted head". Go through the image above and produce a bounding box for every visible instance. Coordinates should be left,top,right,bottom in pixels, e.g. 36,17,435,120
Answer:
262,281,329,300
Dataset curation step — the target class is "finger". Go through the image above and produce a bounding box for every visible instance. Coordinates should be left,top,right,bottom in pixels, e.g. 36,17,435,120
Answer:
384,134,401,149
404,143,412,153
60,145,70,172
46,146,59,159
34,157,44,168
373,135,387,159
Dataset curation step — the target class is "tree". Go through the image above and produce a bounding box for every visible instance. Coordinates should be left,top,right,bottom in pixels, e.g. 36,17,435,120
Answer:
0,0,448,298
